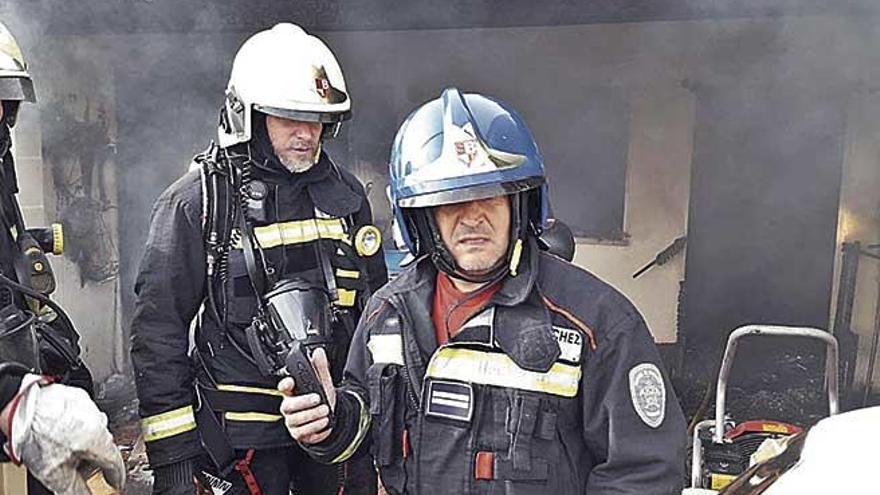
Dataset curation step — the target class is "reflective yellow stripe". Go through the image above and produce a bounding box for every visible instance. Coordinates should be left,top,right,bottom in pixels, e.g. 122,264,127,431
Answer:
51,223,64,255
332,390,372,463
233,218,348,249
142,405,197,442
224,412,283,422
216,384,284,397
335,269,360,279
711,473,737,490
337,288,357,307
426,347,581,397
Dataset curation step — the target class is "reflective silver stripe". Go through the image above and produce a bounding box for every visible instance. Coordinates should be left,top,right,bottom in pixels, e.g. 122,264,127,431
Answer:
432,397,470,409
142,405,197,442
331,390,371,463
426,347,581,397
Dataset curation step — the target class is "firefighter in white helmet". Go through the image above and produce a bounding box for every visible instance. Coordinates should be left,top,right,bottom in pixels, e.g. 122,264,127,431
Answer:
130,23,386,494
0,21,125,495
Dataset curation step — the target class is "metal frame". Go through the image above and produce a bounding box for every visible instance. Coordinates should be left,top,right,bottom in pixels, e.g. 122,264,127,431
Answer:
713,325,839,443
690,325,840,489
690,419,715,488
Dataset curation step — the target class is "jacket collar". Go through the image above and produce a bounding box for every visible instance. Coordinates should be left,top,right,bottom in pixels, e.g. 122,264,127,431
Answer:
243,151,362,218
386,239,559,374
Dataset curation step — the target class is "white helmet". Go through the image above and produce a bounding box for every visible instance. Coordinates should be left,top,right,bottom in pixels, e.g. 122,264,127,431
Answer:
218,23,351,149
0,21,36,126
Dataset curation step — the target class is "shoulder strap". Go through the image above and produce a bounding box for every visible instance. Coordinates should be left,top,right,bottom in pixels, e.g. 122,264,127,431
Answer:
198,144,232,263
237,188,268,297
198,144,237,327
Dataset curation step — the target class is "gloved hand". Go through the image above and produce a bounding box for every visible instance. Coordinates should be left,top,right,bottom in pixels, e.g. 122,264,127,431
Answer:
3,374,126,495
153,458,199,495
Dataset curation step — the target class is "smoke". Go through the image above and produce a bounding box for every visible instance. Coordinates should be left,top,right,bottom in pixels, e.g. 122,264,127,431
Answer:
2,1,879,407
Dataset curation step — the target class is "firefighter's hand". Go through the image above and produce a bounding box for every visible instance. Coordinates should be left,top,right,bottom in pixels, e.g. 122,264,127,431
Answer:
279,347,336,445
2,375,126,495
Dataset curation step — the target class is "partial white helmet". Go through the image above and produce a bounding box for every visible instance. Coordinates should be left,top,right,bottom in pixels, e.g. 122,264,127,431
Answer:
0,21,36,127
218,23,351,149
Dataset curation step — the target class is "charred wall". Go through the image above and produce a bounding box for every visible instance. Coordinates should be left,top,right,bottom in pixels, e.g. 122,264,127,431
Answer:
2,6,879,399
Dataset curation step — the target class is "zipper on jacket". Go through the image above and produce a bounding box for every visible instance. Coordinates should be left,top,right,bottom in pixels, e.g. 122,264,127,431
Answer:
386,294,424,493
386,295,421,412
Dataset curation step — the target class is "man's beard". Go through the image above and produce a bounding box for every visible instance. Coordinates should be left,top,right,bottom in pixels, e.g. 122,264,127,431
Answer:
277,141,320,174
457,253,505,274
279,154,315,173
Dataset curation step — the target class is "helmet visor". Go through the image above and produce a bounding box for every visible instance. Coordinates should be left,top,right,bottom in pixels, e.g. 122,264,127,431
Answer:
254,103,351,124
0,77,34,102
398,177,542,208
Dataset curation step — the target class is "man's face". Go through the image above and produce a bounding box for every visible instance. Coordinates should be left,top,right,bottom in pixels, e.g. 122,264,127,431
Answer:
433,195,511,277
265,115,322,173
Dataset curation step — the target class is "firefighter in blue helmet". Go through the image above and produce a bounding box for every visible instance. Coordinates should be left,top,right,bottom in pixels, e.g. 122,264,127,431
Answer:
280,88,687,494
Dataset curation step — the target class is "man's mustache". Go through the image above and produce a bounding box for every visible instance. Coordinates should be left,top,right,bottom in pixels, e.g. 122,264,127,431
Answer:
286,140,315,150
452,223,493,242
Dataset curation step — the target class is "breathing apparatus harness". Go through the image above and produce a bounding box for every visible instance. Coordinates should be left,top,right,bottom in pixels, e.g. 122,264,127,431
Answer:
193,143,335,488
199,140,357,365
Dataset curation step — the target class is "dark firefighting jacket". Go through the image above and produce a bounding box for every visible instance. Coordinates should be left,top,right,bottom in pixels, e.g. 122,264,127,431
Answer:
130,151,387,468
306,242,686,494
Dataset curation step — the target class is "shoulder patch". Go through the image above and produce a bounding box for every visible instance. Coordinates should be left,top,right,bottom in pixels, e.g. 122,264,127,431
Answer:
628,363,666,428
354,225,382,257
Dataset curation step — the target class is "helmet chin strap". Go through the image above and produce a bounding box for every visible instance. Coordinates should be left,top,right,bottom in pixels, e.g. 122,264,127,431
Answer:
312,140,322,165
0,125,9,159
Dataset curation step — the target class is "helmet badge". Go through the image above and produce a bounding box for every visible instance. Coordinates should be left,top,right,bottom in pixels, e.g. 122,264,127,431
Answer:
454,128,481,167
315,76,330,99
451,122,491,169
311,65,347,104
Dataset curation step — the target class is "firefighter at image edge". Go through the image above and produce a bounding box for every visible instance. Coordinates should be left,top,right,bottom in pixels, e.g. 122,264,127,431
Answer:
280,87,688,494
129,24,387,494
0,21,125,495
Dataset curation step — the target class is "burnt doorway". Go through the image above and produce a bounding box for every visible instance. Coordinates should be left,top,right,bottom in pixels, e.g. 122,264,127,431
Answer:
679,85,846,423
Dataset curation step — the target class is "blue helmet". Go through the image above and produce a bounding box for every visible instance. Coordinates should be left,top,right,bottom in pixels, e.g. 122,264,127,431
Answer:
389,88,548,281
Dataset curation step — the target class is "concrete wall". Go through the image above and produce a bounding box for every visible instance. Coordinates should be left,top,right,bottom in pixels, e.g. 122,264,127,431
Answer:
572,87,694,344
11,102,47,226
11,36,123,383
